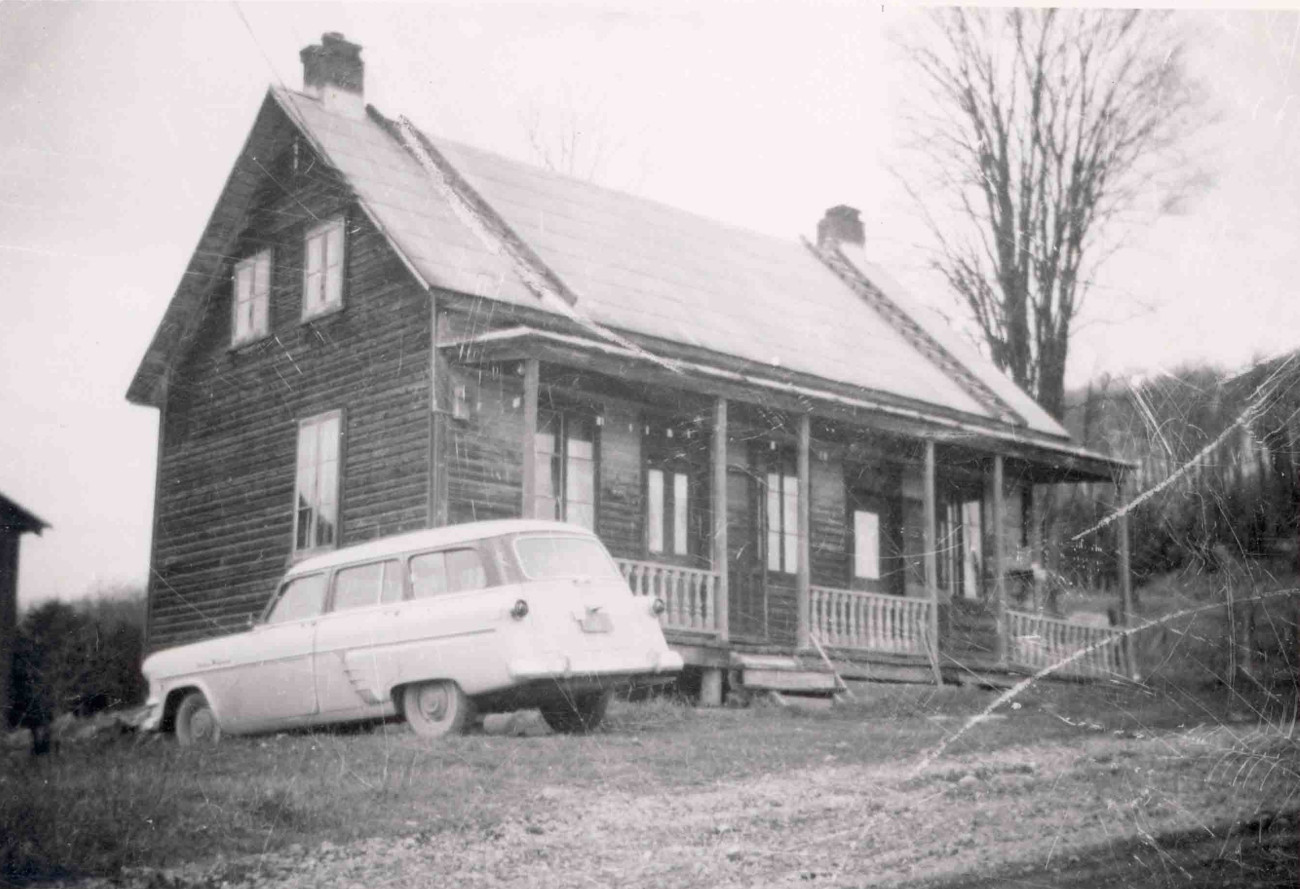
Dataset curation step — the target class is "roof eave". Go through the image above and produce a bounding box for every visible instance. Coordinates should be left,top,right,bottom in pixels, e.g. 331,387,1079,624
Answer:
438,325,1129,480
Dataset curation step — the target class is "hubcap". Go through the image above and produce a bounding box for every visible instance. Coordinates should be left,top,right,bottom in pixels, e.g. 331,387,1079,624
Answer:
191,708,216,741
417,684,449,721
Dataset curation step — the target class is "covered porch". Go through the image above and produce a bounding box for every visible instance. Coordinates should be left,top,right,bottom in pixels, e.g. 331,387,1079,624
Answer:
439,323,1134,701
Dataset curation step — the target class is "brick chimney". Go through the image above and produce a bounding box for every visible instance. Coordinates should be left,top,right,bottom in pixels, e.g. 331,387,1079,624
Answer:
816,205,865,251
300,32,365,119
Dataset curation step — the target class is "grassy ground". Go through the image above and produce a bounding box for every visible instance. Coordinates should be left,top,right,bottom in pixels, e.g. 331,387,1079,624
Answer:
3,679,1296,887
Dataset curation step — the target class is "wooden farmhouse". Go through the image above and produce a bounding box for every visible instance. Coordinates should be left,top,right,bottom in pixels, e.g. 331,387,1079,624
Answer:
128,34,1136,701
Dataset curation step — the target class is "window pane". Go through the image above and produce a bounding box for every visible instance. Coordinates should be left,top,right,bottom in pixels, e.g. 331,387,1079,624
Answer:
333,562,382,611
319,416,340,461
268,574,326,624
534,495,560,521
252,292,268,337
324,262,342,307
296,500,313,550
673,473,689,555
445,549,487,593
854,510,880,580
646,469,664,553
254,251,271,295
380,559,404,603
410,552,449,599
783,475,799,572
766,473,781,571
514,535,619,579
306,232,323,273
565,451,594,508
325,222,344,268
566,502,595,530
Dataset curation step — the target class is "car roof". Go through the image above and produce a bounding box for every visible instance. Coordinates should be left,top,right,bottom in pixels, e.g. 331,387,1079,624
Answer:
286,519,593,578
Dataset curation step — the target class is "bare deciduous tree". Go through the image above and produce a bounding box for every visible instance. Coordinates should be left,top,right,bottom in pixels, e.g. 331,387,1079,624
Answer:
898,9,1211,419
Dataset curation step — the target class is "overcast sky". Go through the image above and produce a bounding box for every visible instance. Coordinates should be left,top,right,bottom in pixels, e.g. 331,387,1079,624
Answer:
1,3,1297,607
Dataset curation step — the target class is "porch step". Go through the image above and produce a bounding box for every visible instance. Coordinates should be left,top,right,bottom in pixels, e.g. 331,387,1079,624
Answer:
730,653,839,694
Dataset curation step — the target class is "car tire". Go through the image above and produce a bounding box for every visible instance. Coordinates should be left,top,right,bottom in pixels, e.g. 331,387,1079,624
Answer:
174,691,221,746
540,690,612,734
403,680,473,738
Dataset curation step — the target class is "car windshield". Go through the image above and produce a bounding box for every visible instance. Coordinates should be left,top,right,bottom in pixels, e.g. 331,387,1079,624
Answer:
513,535,622,581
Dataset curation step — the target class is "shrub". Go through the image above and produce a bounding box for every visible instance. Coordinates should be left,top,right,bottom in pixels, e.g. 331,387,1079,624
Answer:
7,592,146,730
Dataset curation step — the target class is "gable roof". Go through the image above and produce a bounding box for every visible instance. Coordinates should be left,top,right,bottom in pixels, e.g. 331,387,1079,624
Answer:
128,85,1078,450
0,492,47,535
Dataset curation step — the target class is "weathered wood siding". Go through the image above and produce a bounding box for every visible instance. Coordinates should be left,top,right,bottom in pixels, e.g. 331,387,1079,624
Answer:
810,454,849,589
598,405,642,559
150,161,431,651
445,367,525,524
901,465,928,598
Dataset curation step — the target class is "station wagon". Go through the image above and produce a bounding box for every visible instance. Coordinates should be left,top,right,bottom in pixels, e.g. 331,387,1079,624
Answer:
140,520,684,743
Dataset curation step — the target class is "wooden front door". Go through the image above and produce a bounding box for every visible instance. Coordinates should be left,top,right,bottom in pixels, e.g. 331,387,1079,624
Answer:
727,467,768,641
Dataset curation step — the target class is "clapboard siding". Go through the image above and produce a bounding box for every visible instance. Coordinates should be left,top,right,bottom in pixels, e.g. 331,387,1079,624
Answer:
598,404,643,560
810,454,848,589
446,370,525,524
149,165,431,651
765,577,799,647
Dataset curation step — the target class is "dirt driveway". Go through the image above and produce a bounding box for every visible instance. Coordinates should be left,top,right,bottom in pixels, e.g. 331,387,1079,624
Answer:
19,683,1291,889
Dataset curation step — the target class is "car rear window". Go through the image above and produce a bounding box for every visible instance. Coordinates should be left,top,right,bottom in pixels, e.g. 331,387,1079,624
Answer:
513,535,621,580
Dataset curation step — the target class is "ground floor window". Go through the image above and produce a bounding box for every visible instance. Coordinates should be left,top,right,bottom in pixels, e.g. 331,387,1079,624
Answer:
294,411,342,554
535,410,596,530
765,464,799,574
939,497,983,599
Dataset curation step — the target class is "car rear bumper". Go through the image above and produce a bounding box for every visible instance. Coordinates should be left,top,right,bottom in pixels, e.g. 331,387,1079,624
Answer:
508,649,683,682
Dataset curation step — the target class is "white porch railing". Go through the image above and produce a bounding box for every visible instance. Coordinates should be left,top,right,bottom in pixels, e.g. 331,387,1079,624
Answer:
1007,610,1127,679
616,559,720,636
810,586,933,656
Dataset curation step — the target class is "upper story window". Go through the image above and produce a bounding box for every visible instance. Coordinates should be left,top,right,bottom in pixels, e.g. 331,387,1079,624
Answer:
232,250,271,346
294,411,342,555
535,410,596,530
303,217,345,320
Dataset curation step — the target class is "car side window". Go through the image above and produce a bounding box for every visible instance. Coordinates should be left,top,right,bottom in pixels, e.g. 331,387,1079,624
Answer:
410,548,487,599
267,574,327,624
332,559,403,611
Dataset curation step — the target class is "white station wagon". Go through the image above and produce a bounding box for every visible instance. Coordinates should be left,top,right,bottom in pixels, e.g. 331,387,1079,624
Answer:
141,520,684,743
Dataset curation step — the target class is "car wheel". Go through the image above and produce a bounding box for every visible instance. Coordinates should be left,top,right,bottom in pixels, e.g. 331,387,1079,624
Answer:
403,680,473,738
174,691,221,746
540,690,612,734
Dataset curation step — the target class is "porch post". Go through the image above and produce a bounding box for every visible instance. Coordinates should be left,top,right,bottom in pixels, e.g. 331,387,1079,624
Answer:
712,397,730,644
796,413,811,651
1116,474,1137,679
923,440,942,685
521,358,540,518
992,454,1008,666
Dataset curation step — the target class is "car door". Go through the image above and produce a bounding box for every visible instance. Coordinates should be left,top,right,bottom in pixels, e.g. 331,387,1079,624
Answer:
218,573,324,729
313,558,404,715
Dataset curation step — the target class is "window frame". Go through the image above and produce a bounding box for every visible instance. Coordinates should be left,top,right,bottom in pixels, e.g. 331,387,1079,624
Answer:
302,216,346,321
406,545,493,600
758,450,799,576
262,572,328,625
231,248,272,347
292,410,344,558
327,558,404,613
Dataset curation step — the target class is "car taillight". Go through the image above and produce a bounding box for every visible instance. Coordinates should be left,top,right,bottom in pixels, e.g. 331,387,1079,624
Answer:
651,597,666,616
510,599,529,619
